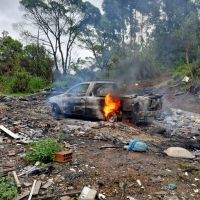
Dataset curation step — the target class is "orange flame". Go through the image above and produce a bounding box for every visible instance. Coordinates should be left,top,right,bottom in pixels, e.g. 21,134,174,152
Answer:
103,93,121,118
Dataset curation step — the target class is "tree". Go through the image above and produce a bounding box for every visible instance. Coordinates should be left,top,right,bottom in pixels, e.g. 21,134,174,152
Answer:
20,0,100,75
21,44,54,80
0,35,23,75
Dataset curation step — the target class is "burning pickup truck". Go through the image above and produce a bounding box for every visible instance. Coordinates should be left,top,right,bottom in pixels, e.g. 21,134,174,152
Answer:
49,81,162,123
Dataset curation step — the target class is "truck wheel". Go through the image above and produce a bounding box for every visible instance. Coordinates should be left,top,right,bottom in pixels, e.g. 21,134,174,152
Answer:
106,112,118,123
51,104,61,117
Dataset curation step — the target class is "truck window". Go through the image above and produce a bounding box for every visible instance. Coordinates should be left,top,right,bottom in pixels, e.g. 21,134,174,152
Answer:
68,83,89,96
93,83,118,97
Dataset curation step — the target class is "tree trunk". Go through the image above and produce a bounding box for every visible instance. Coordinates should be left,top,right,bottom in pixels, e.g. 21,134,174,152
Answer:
185,47,194,81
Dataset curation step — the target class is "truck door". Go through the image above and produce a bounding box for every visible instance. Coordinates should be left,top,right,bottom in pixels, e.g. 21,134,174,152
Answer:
66,83,90,115
85,83,118,119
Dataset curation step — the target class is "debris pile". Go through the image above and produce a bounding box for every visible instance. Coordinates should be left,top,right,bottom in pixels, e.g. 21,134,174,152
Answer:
0,93,200,199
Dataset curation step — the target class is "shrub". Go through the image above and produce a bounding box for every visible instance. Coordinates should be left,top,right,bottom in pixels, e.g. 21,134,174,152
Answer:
28,76,47,92
25,138,63,163
174,64,189,78
9,70,31,93
0,176,18,200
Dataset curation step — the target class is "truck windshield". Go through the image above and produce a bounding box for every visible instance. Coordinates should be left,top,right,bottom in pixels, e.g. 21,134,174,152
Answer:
93,83,118,97
67,83,90,96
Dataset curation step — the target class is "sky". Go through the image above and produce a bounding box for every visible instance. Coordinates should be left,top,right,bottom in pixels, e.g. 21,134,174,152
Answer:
0,0,103,40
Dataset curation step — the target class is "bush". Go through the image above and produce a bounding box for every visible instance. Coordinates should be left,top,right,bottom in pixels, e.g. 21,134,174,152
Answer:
0,176,18,200
25,139,63,163
9,70,31,93
28,76,47,92
174,64,189,78
0,70,49,94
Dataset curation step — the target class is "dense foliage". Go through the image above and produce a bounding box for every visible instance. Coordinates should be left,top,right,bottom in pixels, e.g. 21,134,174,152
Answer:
0,35,53,93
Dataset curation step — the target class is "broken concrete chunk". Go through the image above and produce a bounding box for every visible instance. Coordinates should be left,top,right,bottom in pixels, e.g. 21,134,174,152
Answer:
164,147,195,159
80,186,97,200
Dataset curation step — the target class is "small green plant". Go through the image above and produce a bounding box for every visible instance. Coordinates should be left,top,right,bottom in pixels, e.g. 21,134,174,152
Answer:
25,138,63,163
57,132,65,143
0,176,18,200
178,161,198,172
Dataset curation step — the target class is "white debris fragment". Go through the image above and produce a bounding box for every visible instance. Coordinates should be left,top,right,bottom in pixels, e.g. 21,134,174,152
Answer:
0,125,20,139
182,76,190,83
80,186,97,200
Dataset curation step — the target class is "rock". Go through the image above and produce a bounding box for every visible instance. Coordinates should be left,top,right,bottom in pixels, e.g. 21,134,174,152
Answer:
164,147,195,159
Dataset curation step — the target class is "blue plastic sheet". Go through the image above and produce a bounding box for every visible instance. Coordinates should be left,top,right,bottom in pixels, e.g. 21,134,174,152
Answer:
128,139,148,152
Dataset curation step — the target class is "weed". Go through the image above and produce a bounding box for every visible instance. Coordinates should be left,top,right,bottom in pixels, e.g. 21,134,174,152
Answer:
57,132,65,143
178,161,198,172
0,176,18,200
25,138,63,163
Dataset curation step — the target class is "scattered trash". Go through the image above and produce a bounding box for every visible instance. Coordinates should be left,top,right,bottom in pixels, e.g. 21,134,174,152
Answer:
127,196,137,200
14,191,29,200
174,92,184,96
33,180,42,195
19,161,40,177
136,179,142,186
128,139,148,152
28,166,55,176
79,186,97,200
193,150,200,157
168,183,177,190
12,171,21,188
60,196,71,200
182,76,190,83
100,145,121,149
28,180,37,200
98,193,106,200
193,189,199,193
164,147,195,159
42,179,54,189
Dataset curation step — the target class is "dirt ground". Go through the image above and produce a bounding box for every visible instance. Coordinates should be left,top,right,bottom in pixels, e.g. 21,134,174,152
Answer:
0,76,200,200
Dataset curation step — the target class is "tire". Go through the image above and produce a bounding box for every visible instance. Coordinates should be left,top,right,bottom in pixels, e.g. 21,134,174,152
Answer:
51,104,61,117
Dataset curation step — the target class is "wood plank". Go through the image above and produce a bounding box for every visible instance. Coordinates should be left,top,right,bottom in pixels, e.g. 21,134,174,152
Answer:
0,125,20,139
33,180,42,195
